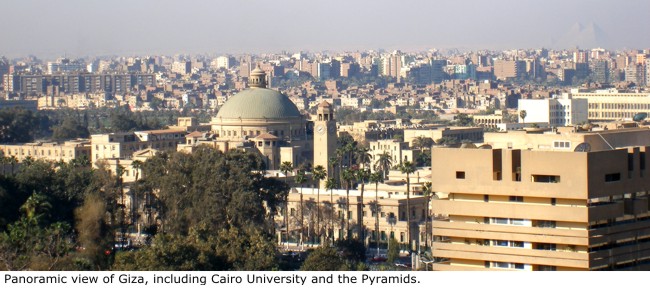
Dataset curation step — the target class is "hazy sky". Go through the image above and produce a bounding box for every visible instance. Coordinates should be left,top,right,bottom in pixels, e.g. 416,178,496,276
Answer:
1,0,649,58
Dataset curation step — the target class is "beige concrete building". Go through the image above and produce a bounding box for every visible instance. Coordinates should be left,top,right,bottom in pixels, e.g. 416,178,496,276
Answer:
569,88,650,121
369,139,415,168
430,129,650,271
403,126,484,146
91,129,185,164
209,67,310,170
473,113,504,129
0,140,91,163
278,181,429,248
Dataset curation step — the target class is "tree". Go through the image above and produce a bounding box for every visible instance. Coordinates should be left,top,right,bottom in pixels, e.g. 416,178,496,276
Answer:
374,151,393,180
422,182,433,251
520,109,527,127
312,165,327,243
294,169,307,245
412,136,434,167
20,192,52,224
399,160,416,253
369,171,383,256
324,178,337,244
387,237,400,264
52,117,90,141
300,245,348,271
279,161,293,245
454,113,473,126
341,168,355,240
355,168,370,242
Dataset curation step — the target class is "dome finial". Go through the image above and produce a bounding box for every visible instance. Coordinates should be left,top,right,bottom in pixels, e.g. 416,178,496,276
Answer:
249,64,267,88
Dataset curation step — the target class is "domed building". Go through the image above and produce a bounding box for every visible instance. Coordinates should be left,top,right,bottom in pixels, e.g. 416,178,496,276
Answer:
210,66,311,170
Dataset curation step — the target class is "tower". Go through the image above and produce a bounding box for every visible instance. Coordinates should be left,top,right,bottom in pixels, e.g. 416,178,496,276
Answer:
313,101,337,182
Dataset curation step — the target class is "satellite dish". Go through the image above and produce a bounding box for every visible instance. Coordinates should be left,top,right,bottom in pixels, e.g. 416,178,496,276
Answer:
633,113,648,122
478,144,493,149
574,142,591,152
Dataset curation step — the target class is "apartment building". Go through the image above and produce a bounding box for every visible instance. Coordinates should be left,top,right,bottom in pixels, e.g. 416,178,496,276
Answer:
518,96,588,127
430,129,650,271
573,88,650,121
369,139,415,168
91,129,186,164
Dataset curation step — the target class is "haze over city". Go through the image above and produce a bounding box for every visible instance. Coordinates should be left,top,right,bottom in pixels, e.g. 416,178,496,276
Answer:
1,0,649,58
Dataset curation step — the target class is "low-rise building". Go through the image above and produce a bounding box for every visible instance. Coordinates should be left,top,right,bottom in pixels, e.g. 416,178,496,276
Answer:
0,140,91,163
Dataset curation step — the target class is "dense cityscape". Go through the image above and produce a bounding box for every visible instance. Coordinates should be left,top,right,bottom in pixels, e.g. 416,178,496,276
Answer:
1,45,650,271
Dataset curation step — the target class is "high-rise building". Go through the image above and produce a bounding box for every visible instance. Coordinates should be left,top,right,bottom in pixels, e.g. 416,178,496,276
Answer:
431,59,447,83
591,61,610,84
171,61,191,75
340,62,360,77
215,56,235,69
493,60,525,80
431,129,650,271
625,64,646,85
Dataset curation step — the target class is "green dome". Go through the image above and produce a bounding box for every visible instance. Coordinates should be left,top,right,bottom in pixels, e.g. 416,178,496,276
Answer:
216,88,301,120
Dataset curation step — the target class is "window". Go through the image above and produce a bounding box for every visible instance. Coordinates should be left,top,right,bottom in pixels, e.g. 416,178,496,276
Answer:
536,220,556,228
536,243,556,251
491,217,508,224
484,195,489,202
538,265,556,271
553,141,570,149
509,196,523,202
510,241,524,248
456,171,465,179
605,173,620,182
551,198,557,206
532,174,560,183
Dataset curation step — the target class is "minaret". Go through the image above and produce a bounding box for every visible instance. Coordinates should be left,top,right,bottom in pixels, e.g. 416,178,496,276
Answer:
313,101,337,183
249,65,267,88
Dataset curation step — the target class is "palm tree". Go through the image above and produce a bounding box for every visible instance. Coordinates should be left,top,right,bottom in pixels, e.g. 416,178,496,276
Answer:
131,159,144,229
422,181,433,251
20,191,52,223
312,165,327,243
0,155,7,175
400,160,416,252
341,168,355,240
520,110,527,127
355,146,372,169
279,161,293,246
413,136,434,166
343,141,357,168
369,171,383,256
355,168,370,242
375,151,393,180
132,160,143,182
9,155,18,175
295,169,307,245
324,177,337,244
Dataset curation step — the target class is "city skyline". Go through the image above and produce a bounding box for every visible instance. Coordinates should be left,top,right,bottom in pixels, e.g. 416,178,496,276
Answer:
1,0,649,58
